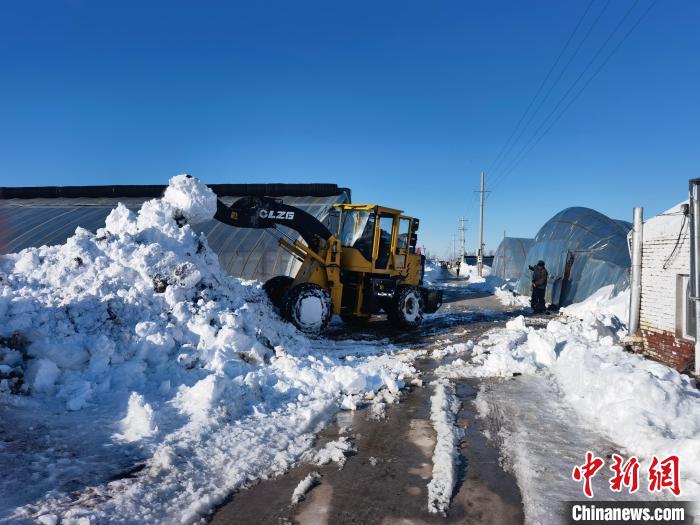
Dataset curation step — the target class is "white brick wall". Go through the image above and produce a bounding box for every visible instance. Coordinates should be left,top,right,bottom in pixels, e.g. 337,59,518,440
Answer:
639,210,690,334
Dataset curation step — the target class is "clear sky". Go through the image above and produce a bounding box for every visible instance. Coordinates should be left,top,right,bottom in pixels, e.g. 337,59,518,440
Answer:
1,1,698,257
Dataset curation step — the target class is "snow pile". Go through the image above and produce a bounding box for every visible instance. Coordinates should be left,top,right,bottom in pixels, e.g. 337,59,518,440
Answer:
426,380,463,515
291,472,321,505
561,284,629,323
438,286,700,499
0,175,416,523
1,174,233,409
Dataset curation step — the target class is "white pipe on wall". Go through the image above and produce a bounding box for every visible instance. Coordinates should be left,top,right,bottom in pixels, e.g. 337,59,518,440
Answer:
628,207,643,336
690,180,700,377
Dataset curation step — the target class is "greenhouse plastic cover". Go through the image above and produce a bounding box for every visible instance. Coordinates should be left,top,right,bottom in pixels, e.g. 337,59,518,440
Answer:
492,237,534,281
512,207,631,306
0,184,350,283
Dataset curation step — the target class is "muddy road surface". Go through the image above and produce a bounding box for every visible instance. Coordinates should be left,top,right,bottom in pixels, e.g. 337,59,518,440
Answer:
210,270,529,525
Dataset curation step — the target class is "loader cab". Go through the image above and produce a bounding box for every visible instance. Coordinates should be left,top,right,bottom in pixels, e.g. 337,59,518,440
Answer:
331,204,420,275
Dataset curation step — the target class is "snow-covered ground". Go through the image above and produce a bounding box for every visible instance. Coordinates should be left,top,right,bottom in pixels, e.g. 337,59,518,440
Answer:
436,285,700,521
0,176,417,524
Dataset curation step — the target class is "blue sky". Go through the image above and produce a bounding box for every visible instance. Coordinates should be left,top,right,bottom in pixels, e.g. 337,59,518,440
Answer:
1,1,698,256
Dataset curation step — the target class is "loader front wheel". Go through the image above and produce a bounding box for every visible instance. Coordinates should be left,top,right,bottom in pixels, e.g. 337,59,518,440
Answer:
283,283,332,334
388,285,423,329
263,275,294,309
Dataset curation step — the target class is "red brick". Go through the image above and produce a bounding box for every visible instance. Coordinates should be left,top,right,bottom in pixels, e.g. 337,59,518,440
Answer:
640,329,694,371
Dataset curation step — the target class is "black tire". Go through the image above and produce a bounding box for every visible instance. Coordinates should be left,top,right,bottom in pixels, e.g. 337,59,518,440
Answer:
388,285,423,329
263,276,294,309
283,283,332,334
340,314,371,326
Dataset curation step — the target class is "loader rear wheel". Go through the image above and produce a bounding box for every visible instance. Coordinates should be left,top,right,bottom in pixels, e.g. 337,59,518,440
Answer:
283,283,332,334
388,285,423,329
263,275,294,309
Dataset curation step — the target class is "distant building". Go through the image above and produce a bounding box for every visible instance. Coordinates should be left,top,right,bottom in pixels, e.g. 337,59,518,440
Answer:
638,202,694,371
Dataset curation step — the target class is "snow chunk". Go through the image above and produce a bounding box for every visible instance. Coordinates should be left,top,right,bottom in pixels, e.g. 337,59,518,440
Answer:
115,392,158,442
149,446,176,476
162,174,217,225
291,472,321,505
104,203,138,237
303,437,356,469
340,395,357,411
37,515,58,525
427,380,463,514
25,358,59,394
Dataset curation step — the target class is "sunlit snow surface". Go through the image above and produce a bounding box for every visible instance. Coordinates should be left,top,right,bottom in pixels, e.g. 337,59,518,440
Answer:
438,285,700,521
427,380,463,515
0,176,416,524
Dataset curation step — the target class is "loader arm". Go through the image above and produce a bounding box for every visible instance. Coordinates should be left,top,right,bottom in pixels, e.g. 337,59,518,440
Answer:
213,195,333,248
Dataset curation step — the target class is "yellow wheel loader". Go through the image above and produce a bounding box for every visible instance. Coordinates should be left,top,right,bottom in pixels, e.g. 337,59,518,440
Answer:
214,196,443,333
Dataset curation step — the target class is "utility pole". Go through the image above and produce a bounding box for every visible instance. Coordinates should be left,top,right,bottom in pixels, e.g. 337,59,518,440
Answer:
459,217,467,264
477,172,487,276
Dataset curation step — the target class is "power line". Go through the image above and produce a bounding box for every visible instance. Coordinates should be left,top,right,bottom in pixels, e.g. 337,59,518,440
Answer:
490,0,611,184
491,0,656,190
494,0,641,183
487,0,598,178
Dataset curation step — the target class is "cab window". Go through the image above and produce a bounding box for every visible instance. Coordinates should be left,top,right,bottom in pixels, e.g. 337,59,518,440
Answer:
397,218,410,250
338,210,375,261
376,215,394,269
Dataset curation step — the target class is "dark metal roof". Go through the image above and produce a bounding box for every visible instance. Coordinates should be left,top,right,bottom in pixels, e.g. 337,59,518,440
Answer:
0,183,350,200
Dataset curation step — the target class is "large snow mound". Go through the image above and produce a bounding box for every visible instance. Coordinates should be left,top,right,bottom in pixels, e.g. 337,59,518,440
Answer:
0,173,246,409
0,176,415,523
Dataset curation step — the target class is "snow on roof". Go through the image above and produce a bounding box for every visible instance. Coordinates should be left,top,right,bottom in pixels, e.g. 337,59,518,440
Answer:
643,200,689,241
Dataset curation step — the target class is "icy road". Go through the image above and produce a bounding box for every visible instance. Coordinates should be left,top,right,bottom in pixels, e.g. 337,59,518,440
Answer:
213,275,526,524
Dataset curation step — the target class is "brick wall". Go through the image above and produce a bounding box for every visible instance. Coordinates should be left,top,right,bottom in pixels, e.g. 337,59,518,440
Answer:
638,209,694,371
640,328,694,371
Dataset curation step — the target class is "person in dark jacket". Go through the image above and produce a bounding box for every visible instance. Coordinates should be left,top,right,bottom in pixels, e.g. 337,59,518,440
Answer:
528,260,548,313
